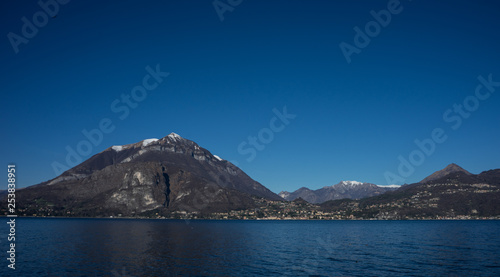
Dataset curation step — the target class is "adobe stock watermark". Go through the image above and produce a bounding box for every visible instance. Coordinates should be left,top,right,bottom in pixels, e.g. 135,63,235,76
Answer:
339,0,410,64
6,164,17,270
237,106,296,162
384,74,499,185
51,64,169,175
7,0,70,54
213,0,243,22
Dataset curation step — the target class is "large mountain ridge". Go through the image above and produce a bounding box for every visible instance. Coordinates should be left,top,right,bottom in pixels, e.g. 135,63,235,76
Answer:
9,133,282,217
50,132,281,201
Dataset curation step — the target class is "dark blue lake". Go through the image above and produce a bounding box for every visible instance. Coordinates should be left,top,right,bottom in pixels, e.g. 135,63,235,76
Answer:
1,218,500,276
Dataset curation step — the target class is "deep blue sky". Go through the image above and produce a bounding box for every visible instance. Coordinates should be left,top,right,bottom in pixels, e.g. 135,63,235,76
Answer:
1,0,500,192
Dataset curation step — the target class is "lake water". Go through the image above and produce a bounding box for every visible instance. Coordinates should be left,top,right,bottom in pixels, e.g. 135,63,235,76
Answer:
1,218,500,276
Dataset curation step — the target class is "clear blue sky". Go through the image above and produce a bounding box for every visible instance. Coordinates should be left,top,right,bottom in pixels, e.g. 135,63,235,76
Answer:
1,0,499,192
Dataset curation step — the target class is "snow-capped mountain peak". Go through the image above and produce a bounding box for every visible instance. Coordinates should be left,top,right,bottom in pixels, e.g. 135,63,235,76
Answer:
167,132,182,141
110,133,187,152
339,180,363,187
281,180,399,203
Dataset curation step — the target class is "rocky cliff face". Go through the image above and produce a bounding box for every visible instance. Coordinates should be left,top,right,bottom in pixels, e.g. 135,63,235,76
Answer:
13,133,281,217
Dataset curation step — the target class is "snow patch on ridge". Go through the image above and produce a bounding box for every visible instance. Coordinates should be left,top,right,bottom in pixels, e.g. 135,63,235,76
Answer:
213,155,223,161
341,181,363,186
142,138,159,147
378,184,401,188
112,145,124,152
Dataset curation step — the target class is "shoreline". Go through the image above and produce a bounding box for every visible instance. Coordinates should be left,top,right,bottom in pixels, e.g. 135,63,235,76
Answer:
2,215,500,221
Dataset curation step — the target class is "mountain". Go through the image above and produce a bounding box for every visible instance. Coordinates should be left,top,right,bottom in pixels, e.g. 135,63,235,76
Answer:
279,181,399,204
420,163,472,183
279,187,317,202
321,166,500,219
6,133,282,217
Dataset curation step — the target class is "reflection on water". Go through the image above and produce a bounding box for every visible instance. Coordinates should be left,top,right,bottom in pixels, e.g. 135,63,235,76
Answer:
2,219,500,276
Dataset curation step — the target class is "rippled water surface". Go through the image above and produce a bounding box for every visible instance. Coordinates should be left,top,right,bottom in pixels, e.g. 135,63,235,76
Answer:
1,218,500,276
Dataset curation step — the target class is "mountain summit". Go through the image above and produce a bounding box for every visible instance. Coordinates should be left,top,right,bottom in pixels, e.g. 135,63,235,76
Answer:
16,132,282,217
420,163,472,184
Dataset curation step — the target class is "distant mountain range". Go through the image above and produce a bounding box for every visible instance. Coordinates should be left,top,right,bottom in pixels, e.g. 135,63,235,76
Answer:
278,163,482,204
279,181,399,203
320,165,500,219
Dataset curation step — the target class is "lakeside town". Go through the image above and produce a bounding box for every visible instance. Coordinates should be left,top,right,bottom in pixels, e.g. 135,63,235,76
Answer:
165,197,500,221
7,181,500,221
